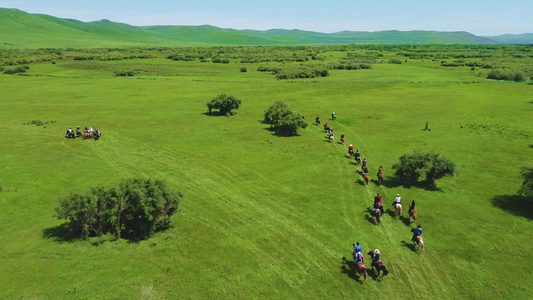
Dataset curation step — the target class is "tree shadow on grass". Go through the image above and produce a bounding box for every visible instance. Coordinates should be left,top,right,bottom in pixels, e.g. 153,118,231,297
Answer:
492,195,533,220
42,222,77,243
380,176,443,192
401,240,417,252
340,257,365,284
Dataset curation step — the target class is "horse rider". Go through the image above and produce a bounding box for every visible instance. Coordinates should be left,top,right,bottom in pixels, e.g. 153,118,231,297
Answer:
353,249,364,265
67,126,73,134
374,193,382,204
94,129,100,135
355,150,361,160
408,200,416,214
332,111,336,119
341,133,345,140
89,127,93,133
315,116,320,122
371,249,381,264
362,158,367,167
392,194,401,206
348,144,354,153
328,129,334,138
411,225,422,242
324,122,329,131
378,166,383,175
353,242,363,253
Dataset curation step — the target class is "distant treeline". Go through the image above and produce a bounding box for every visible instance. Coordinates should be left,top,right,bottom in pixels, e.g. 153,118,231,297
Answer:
1,44,531,81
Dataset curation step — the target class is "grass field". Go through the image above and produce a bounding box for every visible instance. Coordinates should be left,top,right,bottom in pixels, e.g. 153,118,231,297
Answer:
0,50,532,299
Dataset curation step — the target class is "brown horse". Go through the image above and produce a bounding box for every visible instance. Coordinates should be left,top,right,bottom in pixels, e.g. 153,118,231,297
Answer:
363,174,369,185
394,203,402,217
409,209,417,223
341,137,345,144
355,262,367,281
355,156,361,165
348,148,354,158
414,236,425,252
362,165,368,173
66,130,75,139
376,202,384,215
367,251,389,277
83,130,93,140
377,173,384,185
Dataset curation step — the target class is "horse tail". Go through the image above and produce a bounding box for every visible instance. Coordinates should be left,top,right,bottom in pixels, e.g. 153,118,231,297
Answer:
420,239,425,252
363,268,367,281
382,266,389,276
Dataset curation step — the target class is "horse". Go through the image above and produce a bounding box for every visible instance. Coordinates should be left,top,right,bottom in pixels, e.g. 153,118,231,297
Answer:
348,148,354,158
409,209,417,223
93,131,102,140
329,135,334,142
377,173,384,185
83,130,93,140
324,124,329,131
76,129,82,137
363,174,369,185
341,137,345,144
367,251,389,277
354,262,367,281
373,209,381,224
361,165,368,173
376,202,384,215
66,130,75,139
414,235,425,252
332,114,337,120
394,203,402,217
315,118,321,125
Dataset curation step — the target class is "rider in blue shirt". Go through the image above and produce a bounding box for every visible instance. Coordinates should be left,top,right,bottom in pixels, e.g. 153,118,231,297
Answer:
353,242,362,253
411,225,422,242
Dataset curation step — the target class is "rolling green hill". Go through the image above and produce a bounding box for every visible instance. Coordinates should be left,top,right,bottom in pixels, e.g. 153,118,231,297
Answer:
2,7,530,49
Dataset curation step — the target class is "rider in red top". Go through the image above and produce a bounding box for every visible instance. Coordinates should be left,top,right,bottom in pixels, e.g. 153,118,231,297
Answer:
374,193,382,203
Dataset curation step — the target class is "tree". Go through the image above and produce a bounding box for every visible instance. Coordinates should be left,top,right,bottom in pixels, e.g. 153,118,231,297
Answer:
56,178,182,240
519,164,533,196
206,94,241,116
392,150,455,187
263,101,307,136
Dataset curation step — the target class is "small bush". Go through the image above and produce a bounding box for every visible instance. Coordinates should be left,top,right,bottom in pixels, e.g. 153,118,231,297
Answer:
240,67,248,72
114,70,135,77
487,69,525,82
4,65,29,74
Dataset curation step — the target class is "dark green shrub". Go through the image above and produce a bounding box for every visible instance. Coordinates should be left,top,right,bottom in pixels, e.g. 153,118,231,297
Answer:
114,70,135,77
55,178,182,240
263,101,307,136
206,94,242,116
388,59,402,64
519,164,533,196
240,67,247,72
487,69,525,82
392,150,455,187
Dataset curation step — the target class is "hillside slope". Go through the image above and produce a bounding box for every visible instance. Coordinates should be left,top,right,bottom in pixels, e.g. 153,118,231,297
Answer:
0,8,529,48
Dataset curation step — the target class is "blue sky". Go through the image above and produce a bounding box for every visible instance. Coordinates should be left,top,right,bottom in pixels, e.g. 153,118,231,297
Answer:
1,0,531,35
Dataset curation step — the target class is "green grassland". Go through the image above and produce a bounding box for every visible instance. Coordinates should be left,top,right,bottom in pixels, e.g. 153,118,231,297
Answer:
0,46,532,299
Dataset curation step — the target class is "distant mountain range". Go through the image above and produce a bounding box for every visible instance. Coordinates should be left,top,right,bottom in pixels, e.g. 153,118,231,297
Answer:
1,8,532,49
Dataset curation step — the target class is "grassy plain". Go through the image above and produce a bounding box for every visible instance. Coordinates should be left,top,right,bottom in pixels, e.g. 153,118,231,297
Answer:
0,48,532,299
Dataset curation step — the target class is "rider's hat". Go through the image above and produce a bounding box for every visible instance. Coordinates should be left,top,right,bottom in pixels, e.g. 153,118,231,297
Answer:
375,249,380,254
397,194,400,197
350,144,352,146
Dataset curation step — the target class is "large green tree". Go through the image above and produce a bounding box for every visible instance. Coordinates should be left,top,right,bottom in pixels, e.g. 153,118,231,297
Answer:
263,101,307,136
392,150,455,187
56,178,182,240
206,94,241,116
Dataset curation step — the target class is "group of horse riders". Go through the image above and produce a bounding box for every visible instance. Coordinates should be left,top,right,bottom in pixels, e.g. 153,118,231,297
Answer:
66,126,101,138
352,242,389,277
372,193,421,239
